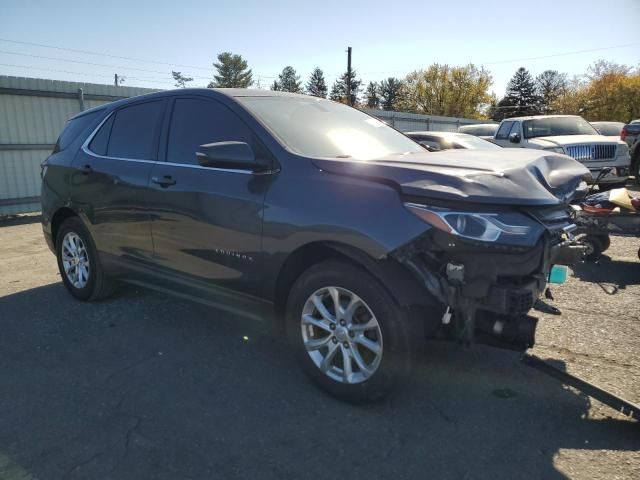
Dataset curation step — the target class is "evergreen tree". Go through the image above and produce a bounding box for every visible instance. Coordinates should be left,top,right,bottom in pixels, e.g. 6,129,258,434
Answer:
365,81,380,108
172,71,193,88
536,70,568,114
329,70,362,105
329,81,342,102
208,52,253,88
503,67,541,116
379,77,403,111
273,66,302,93
306,67,328,98
489,96,516,121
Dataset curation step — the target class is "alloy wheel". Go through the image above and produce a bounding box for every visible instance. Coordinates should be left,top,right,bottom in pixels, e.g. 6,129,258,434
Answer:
61,232,90,289
301,286,383,384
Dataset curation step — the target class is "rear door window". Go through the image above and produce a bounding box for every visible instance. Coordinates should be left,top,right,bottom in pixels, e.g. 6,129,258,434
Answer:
166,97,260,165
106,101,165,160
495,121,513,140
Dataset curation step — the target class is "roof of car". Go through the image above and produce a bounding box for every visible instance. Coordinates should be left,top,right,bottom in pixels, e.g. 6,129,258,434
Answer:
590,121,624,125
70,88,312,120
503,114,580,121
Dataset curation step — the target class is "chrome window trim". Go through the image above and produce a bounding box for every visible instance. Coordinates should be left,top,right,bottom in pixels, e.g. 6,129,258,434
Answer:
81,111,260,175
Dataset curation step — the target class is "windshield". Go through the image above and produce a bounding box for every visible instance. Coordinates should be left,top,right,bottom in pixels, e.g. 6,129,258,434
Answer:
458,125,497,137
522,117,598,139
592,122,624,136
237,96,423,160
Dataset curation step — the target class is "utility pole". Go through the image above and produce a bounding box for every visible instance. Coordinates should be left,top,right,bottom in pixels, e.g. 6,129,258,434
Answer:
114,73,118,87
346,47,352,106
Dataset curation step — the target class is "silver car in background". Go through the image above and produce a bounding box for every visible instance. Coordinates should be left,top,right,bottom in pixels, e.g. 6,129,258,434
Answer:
458,123,498,140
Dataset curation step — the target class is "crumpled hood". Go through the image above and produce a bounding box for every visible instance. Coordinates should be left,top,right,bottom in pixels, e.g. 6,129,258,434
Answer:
312,149,590,206
528,134,624,148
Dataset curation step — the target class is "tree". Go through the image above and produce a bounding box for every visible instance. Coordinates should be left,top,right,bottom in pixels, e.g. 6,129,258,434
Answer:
379,78,404,111
306,67,328,98
489,96,516,121
546,61,640,121
271,66,302,93
536,70,567,114
365,81,380,108
502,67,541,116
172,71,193,88
329,70,362,105
581,61,640,121
402,64,492,118
208,52,253,88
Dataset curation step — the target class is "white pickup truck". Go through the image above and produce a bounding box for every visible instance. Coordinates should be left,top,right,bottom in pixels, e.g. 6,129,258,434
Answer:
493,115,630,188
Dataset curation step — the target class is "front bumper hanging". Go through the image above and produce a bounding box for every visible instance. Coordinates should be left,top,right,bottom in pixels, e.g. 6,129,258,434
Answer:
521,353,640,421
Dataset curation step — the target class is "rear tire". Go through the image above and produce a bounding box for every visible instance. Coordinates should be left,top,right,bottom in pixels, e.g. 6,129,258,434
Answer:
55,216,115,301
285,260,413,403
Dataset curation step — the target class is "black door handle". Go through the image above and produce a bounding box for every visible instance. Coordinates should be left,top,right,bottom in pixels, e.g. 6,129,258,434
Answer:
79,164,93,175
152,175,176,188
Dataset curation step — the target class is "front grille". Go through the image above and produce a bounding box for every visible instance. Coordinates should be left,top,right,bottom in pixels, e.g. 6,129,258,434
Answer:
565,144,616,161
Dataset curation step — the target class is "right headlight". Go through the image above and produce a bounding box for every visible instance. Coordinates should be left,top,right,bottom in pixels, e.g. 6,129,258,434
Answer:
404,203,545,247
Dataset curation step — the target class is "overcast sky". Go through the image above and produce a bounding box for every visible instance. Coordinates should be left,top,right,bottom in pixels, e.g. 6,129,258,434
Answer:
2,0,639,96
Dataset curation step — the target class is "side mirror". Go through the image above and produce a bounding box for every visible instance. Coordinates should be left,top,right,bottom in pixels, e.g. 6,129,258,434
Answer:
196,141,268,172
509,132,521,144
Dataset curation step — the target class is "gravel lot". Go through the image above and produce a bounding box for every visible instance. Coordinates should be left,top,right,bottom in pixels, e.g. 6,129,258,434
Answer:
0,217,638,480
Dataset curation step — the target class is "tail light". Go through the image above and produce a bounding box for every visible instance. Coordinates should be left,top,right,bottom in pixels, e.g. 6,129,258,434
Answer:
621,126,627,141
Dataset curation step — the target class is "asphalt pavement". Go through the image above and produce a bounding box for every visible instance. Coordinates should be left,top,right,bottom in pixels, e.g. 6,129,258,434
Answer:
0,218,638,480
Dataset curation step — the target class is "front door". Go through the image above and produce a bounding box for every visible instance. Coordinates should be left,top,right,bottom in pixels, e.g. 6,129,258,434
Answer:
70,99,166,264
494,120,514,147
147,96,272,302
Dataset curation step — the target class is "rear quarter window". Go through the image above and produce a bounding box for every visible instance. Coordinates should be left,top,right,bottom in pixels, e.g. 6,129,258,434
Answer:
54,110,102,152
88,114,115,156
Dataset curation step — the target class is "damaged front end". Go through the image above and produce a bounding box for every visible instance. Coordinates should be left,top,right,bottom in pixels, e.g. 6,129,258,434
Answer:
392,202,585,350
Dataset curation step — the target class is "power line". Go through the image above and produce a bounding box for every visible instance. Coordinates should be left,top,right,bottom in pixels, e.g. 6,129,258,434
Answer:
0,37,214,72
358,42,640,76
0,37,281,80
483,42,640,65
0,62,177,86
0,49,212,80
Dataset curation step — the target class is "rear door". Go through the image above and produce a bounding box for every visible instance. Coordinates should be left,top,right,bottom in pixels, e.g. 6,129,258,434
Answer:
70,99,166,264
147,95,272,302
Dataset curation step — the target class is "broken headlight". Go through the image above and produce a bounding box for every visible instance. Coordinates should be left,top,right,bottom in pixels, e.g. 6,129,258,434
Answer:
404,203,545,247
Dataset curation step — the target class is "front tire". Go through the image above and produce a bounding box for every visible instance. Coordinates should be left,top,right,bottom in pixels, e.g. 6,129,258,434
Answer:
55,216,115,301
286,260,412,403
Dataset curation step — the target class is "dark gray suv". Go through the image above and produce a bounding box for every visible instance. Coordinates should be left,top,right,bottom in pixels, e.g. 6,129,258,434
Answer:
42,89,588,402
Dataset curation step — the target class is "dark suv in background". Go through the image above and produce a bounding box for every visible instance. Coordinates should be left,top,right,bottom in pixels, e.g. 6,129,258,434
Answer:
42,89,587,402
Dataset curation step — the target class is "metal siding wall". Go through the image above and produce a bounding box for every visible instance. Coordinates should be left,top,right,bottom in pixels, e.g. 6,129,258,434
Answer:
363,109,492,133
0,76,158,215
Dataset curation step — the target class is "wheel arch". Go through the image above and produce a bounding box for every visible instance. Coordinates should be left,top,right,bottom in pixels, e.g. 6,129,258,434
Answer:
273,240,436,318
50,207,80,248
